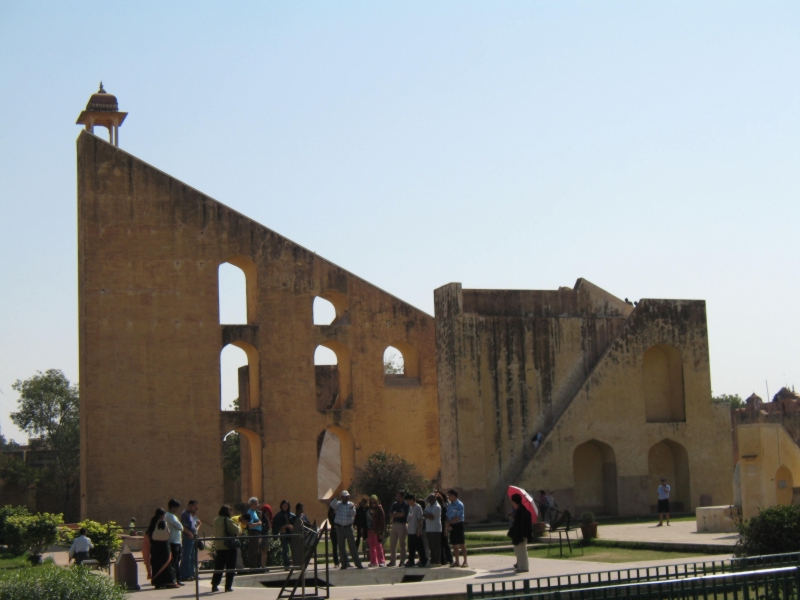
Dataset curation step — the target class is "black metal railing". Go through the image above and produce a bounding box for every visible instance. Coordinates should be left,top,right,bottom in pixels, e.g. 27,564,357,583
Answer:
467,553,800,600
476,567,799,600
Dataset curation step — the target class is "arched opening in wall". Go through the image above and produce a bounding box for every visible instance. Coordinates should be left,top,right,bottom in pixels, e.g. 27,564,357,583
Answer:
775,465,793,506
314,290,350,326
317,426,355,500
218,255,258,325
648,439,691,512
222,431,242,505
221,428,263,506
384,342,420,387
315,342,351,411
643,344,685,423
220,341,260,410
573,440,618,515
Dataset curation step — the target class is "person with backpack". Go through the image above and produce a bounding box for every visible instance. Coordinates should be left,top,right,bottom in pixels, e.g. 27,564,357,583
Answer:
211,505,241,593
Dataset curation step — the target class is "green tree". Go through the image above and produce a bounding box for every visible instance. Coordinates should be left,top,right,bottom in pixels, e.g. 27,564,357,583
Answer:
5,512,63,564
59,520,122,567
712,393,744,408
384,350,404,375
351,451,432,520
11,370,80,520
735,504,800,557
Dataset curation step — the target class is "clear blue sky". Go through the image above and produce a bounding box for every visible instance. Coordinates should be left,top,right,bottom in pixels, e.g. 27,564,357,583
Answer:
1,1,798,441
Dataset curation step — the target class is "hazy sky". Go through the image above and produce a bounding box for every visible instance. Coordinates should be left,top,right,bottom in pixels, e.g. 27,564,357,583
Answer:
1,1,798,441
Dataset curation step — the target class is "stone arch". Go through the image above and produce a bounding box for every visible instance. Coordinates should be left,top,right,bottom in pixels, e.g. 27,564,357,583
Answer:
384,342,420,387
219,255,258,324
315,341,351,411
776,465,793,506
643,344,685,422
222,427,263,504
648,439,691,512
316,290,350,325
221,341,260,410
316,426,355,500
572,439,618,515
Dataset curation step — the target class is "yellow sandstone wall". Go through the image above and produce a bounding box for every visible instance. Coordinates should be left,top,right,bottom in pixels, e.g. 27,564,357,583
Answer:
737,423,800,520
436,281,733,520
78,132,439,526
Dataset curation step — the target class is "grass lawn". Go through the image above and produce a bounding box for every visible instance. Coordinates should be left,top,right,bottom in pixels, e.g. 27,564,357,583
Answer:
494,545,706,563
0,552,29,570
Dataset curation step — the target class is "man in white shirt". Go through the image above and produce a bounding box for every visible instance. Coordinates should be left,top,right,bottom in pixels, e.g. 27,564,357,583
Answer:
166,499,185,584
423,494,442,566
329,490,364,569
657,478,671,526
405,494,425,567
69,527,94,565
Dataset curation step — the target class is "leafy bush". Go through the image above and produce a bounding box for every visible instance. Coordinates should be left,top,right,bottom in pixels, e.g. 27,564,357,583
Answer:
0,506,29,549
735,504,800,557
579,511,596,525
5,513,62,564
0,564,128,600
58,520,122,567
352,451,432,520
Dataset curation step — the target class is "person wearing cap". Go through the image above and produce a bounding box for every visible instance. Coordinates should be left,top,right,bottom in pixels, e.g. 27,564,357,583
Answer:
657,478,671,526
329,490,364,569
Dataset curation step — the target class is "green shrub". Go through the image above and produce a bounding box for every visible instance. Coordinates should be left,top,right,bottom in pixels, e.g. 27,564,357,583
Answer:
579,511,596,525
58,520,122,567
0,564,127,600
5,513,62,565
0,506,30,551
735,504,800,557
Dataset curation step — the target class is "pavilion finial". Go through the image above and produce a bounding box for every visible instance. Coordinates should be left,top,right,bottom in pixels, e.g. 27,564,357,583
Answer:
98,81,106,93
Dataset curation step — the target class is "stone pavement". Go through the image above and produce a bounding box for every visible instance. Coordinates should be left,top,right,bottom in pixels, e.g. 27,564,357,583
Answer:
476,520,739,548
110,549,733,599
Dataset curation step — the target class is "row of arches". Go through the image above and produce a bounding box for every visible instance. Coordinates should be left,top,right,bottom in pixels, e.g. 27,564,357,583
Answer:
218,259,349,326
219,341,420,412
572,438,691,515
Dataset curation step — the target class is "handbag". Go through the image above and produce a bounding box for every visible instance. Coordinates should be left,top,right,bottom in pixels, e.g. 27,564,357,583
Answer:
225,518,241,549
152,521,170,542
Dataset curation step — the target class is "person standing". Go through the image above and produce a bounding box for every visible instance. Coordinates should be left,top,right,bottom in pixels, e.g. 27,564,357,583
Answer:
211,505,241,593
405,495,424,567
507,493,533,572
291,503,311,567
329,490,364,569
436,492,452,565
657,478,671,526
446,490,467,568
179,500,199,581
354,498,370,561
260,504,273,568
166,499,185,585
424,494,442,567
148,508,178,589
387,491,409,567
327,504,339,566
245,497,263,567
68,527,94,565
272,500,295,569
367,495,386,567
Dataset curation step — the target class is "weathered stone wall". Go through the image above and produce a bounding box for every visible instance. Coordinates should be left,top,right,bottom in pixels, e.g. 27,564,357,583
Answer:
436,281,733,520
78,132,439,526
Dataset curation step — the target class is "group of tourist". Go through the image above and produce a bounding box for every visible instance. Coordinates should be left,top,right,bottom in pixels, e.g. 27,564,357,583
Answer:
140,499,201,590
328,488,468,569
140,496,310,591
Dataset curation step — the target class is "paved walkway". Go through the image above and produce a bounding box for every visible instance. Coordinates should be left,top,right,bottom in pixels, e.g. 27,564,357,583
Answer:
477,520,739,547
77,548,734,599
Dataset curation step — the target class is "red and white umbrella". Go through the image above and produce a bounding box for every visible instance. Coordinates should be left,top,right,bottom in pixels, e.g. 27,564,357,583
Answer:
507,485,538,523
